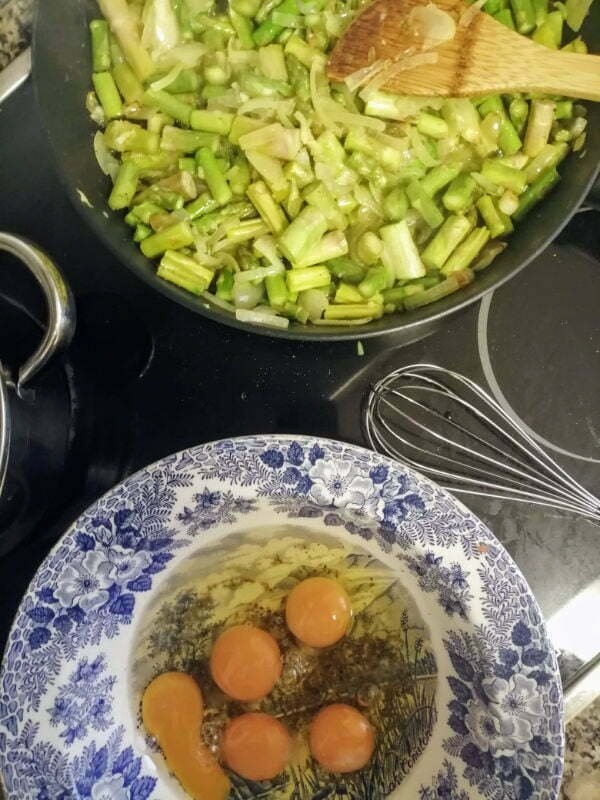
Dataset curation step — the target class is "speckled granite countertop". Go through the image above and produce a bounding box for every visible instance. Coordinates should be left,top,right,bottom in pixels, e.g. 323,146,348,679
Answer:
0,0,32,70
0,1,599,797
561,697,600,799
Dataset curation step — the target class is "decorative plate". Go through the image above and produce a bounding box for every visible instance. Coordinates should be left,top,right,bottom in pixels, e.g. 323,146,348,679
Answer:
0,436,563,800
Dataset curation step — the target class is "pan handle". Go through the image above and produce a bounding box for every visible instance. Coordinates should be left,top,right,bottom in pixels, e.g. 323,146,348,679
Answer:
0,48,31,105
0,234,76,392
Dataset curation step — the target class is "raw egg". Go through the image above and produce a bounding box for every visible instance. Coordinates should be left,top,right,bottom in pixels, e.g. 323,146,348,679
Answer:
222,712,292,781
285,577,352,647
141,671,230,800
309,703,375,773
210,624,282,702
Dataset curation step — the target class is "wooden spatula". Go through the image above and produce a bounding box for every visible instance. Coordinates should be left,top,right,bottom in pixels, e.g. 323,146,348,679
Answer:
327,0,600,101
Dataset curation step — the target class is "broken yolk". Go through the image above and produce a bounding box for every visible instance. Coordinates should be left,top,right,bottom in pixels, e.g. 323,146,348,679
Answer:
309,703,375,773
210,625,282,702
141,671,230,800
285,577,352,648
222,712,292,781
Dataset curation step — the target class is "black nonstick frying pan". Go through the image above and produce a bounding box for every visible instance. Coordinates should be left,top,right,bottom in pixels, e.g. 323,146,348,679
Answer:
33,0,600,341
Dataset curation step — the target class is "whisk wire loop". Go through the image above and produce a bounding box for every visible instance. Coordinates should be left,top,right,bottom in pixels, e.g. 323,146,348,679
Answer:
365,364,600,522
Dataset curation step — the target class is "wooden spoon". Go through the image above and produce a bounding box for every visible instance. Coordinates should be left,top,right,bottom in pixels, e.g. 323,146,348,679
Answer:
327,0,600,101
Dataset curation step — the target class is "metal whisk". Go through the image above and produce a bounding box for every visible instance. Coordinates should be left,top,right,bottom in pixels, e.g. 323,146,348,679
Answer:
365,364,600,522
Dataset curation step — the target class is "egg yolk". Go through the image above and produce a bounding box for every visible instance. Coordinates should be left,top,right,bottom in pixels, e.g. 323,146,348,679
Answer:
285,577,352,648
309,704,375,773
210,625,282,702
141,671,230,800
222,712,292,781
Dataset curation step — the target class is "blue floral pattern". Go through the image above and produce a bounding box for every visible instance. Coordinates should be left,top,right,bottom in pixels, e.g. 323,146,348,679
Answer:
420,760,470,800
0,436,563,799
402,551,473,618
48,656,115,744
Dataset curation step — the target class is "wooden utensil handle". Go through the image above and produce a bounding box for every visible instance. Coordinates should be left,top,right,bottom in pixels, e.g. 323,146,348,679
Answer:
522,50,600,102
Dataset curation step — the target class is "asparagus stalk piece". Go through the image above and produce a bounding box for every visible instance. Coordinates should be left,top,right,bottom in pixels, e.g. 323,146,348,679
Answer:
108,161,138,209
141,221,195,258
90,20,111,72
197,148,233,205
443,174,477,213
190,110,235,136
157,250,215,295
278,206,328,263
92,72,122,120
380,220,426,280
286,266,331,293
247,181,288,233
422,215,472,270
513,168,560,221
442,228,491,274
112,62,144,103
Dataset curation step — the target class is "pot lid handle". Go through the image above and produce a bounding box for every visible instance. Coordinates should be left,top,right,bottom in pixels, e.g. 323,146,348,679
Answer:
0,367,9,498
0,234,76,393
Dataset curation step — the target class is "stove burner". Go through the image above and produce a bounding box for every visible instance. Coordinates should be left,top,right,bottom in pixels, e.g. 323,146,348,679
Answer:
477,247,600,464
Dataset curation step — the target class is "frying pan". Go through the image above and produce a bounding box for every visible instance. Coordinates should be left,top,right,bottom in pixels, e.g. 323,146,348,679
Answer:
33,0,600,341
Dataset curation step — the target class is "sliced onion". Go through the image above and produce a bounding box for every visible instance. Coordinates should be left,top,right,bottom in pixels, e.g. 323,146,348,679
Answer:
459,0,485,26
360,52,439,99
408,4,457,44
354,185,381,216
207,89,243,111
233,281,264,309
238,98,294,118
183,0,214,13
253,304,281,315
157,43,206,68
86,92,105,127
310,61,342,135
294,111,317,146
149,63,183,91
498,190,519,216
141,0,180,58
216,252,240,272
235,309,289,328
472,171,503,196
234,264,284,283
408,126,439,167
344,59,391,93
298,288,329,321
201,291,236,312
317,97,386,132
93,132,119,182
374,131,411,153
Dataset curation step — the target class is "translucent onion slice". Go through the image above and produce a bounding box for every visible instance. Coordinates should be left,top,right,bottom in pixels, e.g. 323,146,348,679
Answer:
235,309,290,328
459,0,485,26
201,291,236,312
149,63,183,91
408,4,457,44
408,126,439,167
317,97,386,132
93,132,120,182
157,43,206,68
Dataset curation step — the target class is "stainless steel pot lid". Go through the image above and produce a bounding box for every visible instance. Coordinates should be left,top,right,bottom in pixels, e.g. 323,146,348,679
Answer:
0,233,76,498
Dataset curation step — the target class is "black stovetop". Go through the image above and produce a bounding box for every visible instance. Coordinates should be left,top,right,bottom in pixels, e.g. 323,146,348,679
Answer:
1,80,599,694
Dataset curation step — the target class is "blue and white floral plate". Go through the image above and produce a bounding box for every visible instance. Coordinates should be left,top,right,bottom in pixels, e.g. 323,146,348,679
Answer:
0,436,563,800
